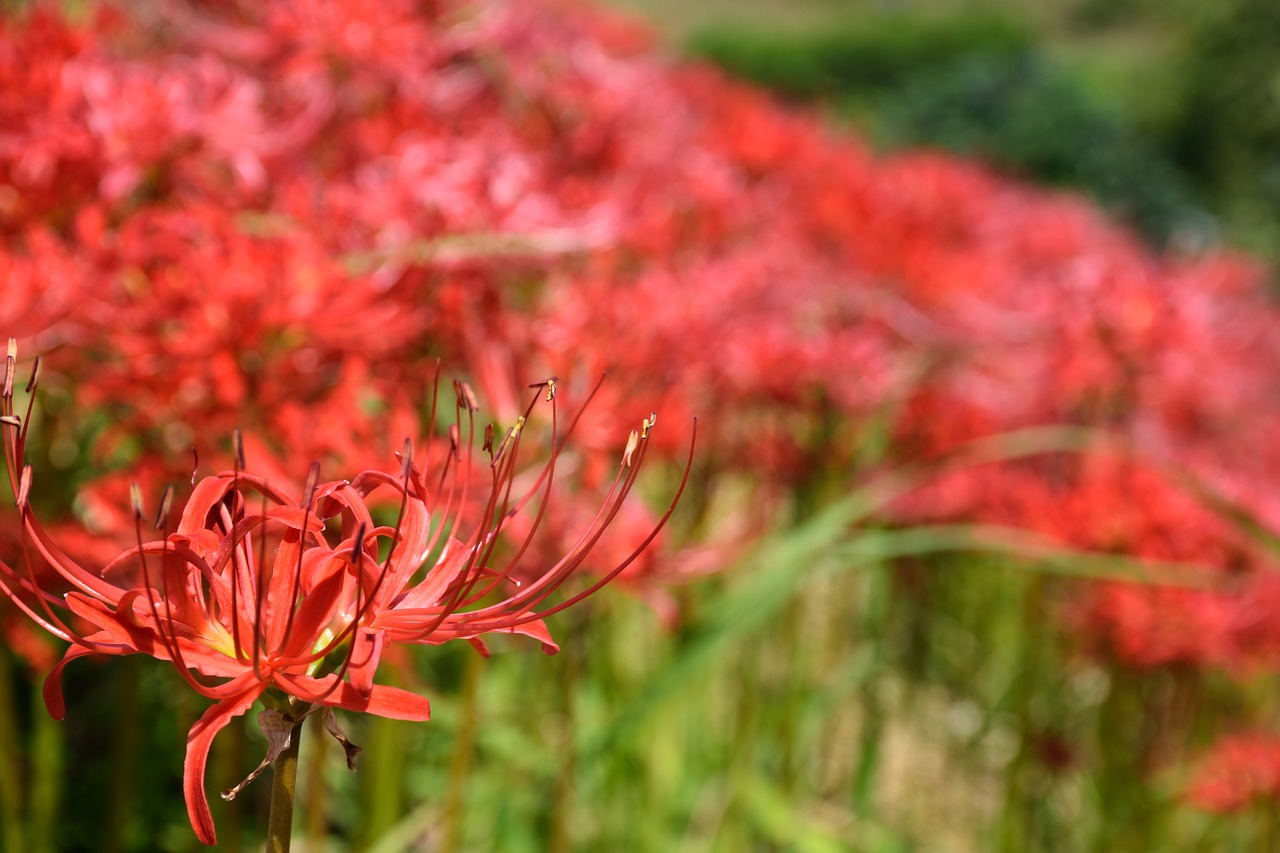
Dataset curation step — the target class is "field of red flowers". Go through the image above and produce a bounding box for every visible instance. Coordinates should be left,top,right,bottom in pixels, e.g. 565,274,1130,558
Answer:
3,1,1280,850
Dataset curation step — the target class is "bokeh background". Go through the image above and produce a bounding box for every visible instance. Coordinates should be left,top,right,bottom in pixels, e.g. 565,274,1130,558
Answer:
3,0,1280,850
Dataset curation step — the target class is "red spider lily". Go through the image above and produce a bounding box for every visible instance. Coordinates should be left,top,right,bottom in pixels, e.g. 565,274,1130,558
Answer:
1187,733,1280,813
0,342,693,845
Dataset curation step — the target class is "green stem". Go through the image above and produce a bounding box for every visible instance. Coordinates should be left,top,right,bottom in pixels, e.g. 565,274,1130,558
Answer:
359,708,406,849
549,617,583,853
442,651,483,853
304,712,330,849
265,713,307,853
0,645,26,853
106,659,140,853
29,675,63,853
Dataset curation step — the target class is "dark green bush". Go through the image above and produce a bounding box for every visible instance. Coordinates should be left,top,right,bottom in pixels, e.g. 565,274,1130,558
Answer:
689,12,1205,246
876,54,1201,243
688,12,1033,99
1166,0,1280,260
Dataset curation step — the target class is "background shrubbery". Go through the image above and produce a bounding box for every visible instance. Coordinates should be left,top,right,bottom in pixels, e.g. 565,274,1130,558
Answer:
1,1,1279,851
685,0,1276,260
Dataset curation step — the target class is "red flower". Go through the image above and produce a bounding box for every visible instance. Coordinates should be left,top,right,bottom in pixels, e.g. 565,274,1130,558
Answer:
0,343,692,845
1188,734,1280,813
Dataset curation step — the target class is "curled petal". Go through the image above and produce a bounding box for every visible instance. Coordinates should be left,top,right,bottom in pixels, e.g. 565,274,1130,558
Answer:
183,687,265,846
43,641,116,720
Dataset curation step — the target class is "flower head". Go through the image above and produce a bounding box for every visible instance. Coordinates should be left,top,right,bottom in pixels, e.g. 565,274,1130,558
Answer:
0,341,692,845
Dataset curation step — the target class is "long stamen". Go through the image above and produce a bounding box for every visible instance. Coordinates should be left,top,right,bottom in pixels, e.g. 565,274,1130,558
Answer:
228,432,247,662
278,461,321,655
251,486,269,679
451,384,561,608
294,522,369,704
513,418,697,623
130,485,201,692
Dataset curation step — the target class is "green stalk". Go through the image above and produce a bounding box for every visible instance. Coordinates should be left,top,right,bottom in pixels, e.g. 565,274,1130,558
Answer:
304,712,330,849
358,687,406,848
997,573,1043,853
266,714,307,853
0,645,25,853
442,651,483,853
106,659,140,853
29,675,63,853
548,608,586,853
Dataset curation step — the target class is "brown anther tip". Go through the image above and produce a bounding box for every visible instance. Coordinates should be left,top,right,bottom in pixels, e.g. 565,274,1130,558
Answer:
483,424,495,455
448,424,460,460
303,461,321,508
130,483,145,520
350,521,368,563
232,428,246,470
190,447,199,486
641,411,657,439
3,339,14,399
24,356,40,394
453,380,479,413
17,465,31,509
400,438,413,480
0,415,19,428
460,382,479,412
623,429,640,468
153,485,174,531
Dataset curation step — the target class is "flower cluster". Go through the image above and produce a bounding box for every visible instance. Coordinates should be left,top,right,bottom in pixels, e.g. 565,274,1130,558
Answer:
4,0,1280,823
1,341,690,844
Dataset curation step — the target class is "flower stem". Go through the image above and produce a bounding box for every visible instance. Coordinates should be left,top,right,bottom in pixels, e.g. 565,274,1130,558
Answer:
304,712,330,849
265,712,307,853
442,651,483,853
29,675,63,853
0,644,26,853
106,658,140,853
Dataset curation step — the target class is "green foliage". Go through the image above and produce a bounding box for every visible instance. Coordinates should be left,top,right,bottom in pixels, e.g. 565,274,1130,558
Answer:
1165,0,1280,261
688,11,1207,246
876,54,1200,243
689,13,1033,99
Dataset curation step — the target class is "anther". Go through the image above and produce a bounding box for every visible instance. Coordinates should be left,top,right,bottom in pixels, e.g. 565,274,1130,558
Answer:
2,338,14,399
458,382,479,412
0,415,19,428
24,356,40,394
529,376,559,402
350,521,368,564
303,461,321,508
154,485,174,530
400,438,413,481
483,424,495,455
449,424,460,460
641,412,657,439
130,483,145,520
232,428,246,470
623,429,640,468
190,447,199,486
16,465,31,509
